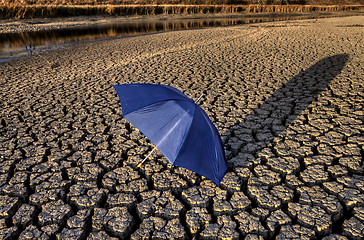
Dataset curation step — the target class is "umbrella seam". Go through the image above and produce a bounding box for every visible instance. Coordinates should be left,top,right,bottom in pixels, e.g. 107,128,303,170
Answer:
200,107,220,183
174,103,197,164
122,98,194,117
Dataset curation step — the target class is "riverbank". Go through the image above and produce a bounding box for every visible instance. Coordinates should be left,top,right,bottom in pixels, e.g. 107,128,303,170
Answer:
0,15,363,239
0,10,362,34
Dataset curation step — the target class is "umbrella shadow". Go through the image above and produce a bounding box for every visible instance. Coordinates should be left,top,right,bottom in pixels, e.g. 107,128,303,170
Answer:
225,53,349,169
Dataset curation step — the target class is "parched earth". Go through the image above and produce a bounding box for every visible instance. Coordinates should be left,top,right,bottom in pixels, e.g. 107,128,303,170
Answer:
0,15,363,239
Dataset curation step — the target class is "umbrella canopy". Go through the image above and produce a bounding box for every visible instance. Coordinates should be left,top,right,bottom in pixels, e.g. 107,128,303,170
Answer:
113,83,227,184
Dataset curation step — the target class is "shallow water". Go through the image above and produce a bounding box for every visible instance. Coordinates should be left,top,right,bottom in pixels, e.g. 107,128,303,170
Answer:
0,13,354,62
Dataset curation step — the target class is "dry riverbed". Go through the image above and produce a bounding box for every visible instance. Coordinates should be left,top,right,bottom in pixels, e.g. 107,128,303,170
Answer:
0,15,363,239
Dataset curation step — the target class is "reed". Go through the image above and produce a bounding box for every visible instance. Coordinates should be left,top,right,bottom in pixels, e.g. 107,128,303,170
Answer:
0,4,362,19
1,0,363,5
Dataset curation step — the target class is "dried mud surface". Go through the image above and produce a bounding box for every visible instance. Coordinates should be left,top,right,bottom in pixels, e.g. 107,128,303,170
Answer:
0,16,363,239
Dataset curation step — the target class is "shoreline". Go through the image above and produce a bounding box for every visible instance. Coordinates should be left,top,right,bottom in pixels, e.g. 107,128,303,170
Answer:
0,10,363,34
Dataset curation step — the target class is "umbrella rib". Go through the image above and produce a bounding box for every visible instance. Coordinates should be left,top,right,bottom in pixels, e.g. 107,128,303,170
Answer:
135,94,204,170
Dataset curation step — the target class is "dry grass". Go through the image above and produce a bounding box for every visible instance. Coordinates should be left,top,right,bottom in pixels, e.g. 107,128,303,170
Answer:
0,2,363,19
1,0,363,5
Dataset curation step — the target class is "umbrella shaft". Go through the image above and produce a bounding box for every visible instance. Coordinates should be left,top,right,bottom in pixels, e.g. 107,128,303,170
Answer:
195,94,204,104
141,147,157,164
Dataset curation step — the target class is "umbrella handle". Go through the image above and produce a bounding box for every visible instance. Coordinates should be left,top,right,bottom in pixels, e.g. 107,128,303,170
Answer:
136,93,204,170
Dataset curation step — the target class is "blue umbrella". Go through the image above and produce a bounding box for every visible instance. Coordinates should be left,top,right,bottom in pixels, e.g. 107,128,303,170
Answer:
113,83,227,184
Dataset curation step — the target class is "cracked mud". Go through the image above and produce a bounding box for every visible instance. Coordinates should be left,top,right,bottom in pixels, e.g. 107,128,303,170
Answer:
0,16,363,239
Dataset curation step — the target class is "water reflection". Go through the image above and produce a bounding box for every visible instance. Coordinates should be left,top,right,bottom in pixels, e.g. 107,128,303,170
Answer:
0,15,324,62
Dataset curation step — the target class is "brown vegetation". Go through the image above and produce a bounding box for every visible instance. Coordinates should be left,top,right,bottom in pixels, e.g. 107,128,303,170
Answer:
1,0,364,5
1,0,362,19
1,4,362,19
